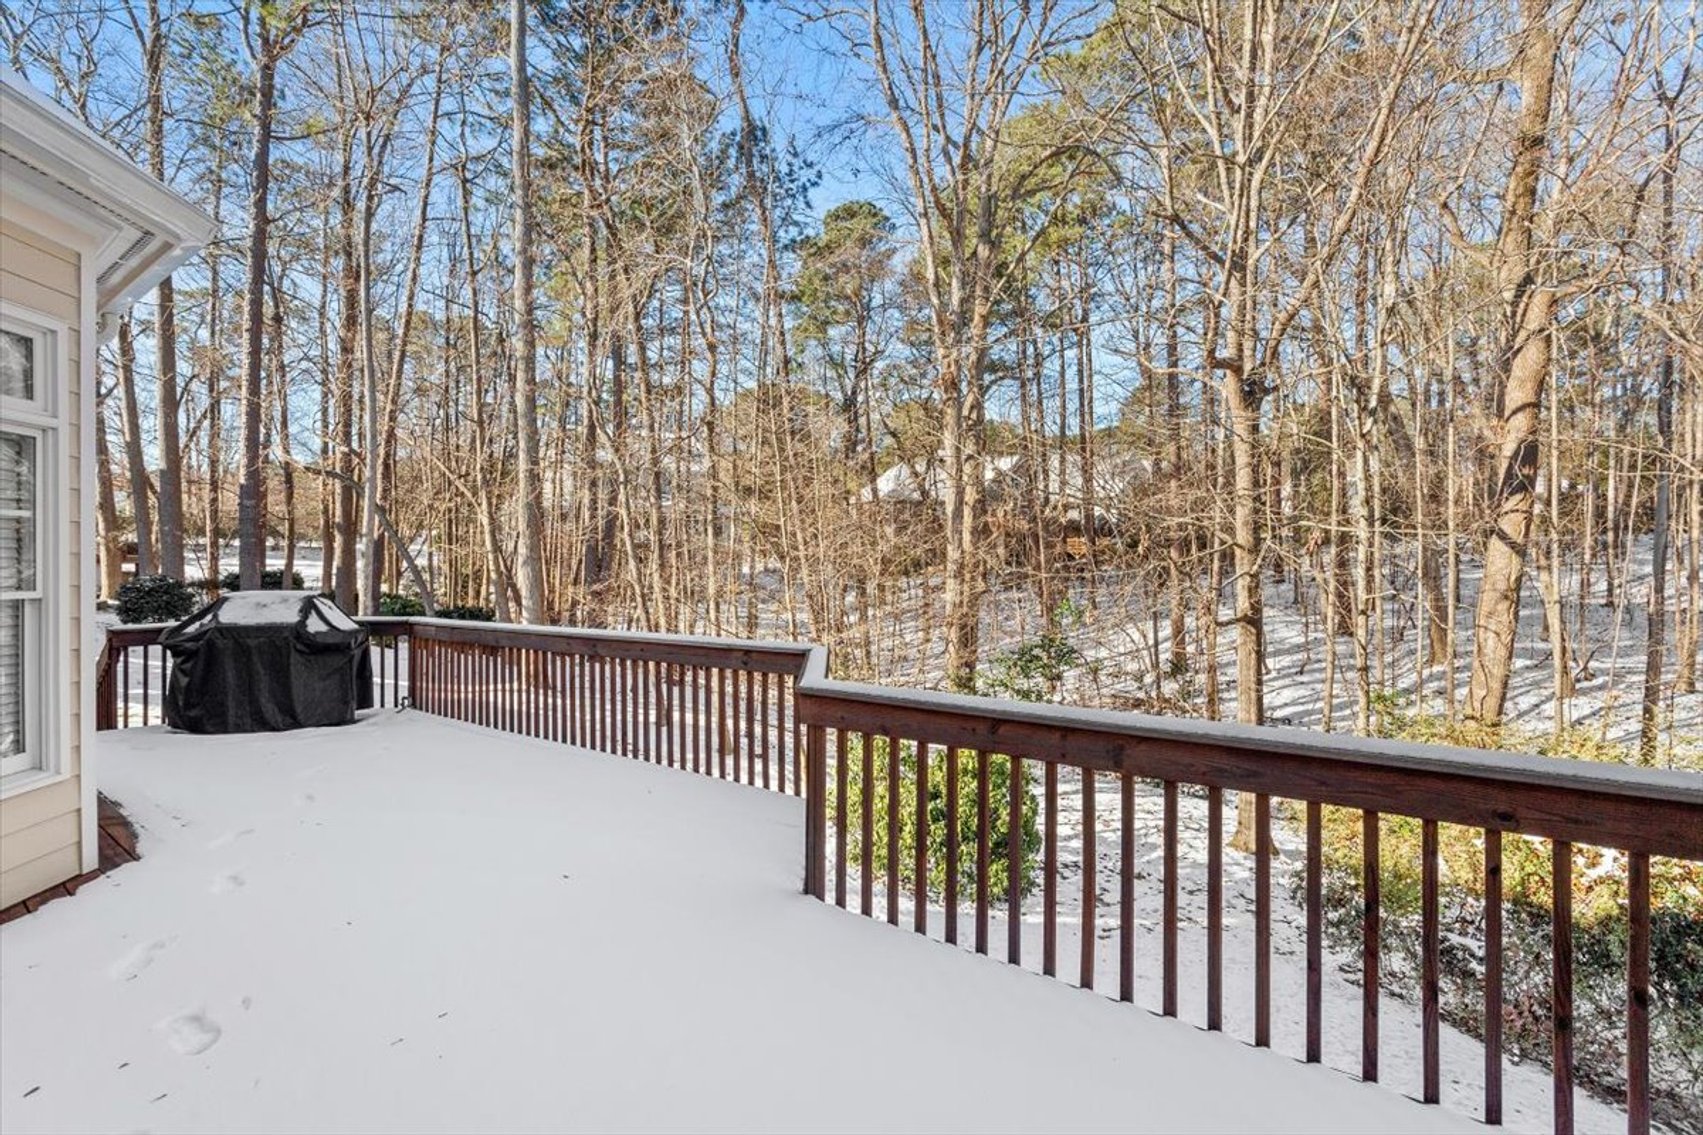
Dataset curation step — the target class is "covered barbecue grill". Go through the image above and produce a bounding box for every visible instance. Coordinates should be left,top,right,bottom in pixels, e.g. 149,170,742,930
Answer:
161,591,373,733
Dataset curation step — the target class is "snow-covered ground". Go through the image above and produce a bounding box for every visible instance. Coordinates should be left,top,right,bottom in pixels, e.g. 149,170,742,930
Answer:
820,538,1702,755
7,713,1498,1135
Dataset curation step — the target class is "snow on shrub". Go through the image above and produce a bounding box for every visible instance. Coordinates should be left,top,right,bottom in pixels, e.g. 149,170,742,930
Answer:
115,574,198,624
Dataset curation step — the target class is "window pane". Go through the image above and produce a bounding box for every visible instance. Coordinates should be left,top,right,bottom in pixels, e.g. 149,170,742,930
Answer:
0,433,34,592
0,331,31,400
0,431,34,511
0,599,21,759
0,516,33,591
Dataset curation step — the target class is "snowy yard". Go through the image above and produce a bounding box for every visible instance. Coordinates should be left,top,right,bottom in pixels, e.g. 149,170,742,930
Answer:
0,712,1519,1134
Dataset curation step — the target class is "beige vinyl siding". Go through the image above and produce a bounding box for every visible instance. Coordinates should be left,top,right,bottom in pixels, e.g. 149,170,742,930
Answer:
0,216,85,908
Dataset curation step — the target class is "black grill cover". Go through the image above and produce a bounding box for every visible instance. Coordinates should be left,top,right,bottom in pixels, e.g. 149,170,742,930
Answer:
161,592,373,733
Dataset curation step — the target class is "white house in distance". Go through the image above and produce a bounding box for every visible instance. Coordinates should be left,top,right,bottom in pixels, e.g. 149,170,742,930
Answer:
0,70,213,908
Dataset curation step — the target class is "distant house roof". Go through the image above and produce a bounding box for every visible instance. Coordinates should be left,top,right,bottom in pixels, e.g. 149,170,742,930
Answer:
863,452,1022,504
0,69,214,332
862,449,1149,522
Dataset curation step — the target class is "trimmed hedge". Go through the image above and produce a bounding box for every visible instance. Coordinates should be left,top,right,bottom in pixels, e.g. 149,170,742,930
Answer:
220,568,305,592
115,574,198,624
378,593,426,617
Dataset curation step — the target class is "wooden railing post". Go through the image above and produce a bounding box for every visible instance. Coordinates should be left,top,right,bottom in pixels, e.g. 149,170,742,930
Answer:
94,636,116,732
805,722,827,899
406,627,421,711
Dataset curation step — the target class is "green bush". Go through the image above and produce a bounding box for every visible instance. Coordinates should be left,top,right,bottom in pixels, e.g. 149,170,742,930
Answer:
977,599,1085,702
115,574,199,624
436,604,495,621
831,735,1041,905
378,592,426,617
220,567,304,592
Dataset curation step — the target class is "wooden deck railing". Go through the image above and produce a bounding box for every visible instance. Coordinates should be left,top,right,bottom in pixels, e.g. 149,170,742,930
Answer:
97,617,1702,1135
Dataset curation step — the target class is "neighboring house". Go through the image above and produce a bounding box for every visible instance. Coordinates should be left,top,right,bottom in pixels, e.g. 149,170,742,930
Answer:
0,71,212,908
862,449,1148,529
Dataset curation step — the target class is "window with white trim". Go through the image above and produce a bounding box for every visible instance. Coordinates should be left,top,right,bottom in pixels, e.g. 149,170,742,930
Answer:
0,317,54,780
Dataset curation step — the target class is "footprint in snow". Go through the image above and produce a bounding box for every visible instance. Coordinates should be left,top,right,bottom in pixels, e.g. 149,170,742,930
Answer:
157,1012,222,1056
210,871,246,894
109,939,171,981
206,828,254,850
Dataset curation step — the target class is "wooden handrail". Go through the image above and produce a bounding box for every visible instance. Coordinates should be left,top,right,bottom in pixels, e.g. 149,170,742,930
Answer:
791,678,1703,859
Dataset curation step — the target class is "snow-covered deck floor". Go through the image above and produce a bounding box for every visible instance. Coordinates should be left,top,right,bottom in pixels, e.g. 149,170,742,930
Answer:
2,713,1485,1134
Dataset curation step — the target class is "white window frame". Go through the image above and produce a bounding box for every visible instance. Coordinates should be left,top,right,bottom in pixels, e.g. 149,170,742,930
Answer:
0,303,66,795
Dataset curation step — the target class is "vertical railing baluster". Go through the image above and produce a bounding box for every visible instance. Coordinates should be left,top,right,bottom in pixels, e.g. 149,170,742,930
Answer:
701,666,711,774
806,720,827,899
1255,792,1272,1048
914,741,928,935
733,670,745,782
1043,761,1058,977
670,664,682,769
789,677,801,796
1162,779,1178,1017
975,750,990,955
122,648,131,727
619,656,629,756
718,669,730,780
1363,810,1381,1083
1120,772,1134,1004
1553,841,1574,1135
885,734,900,926
1422,818,1441,1104
1080,769,1096,991
1307,800,1323,1063
761,673,773,790
1207,786,1223,1031
860,732,874,918
378,637,387,707
944,746,960,945
652,660,664,763
143,645,151,725
1007,755,1023,966
1628,850,1650,1135
1485,827,1503,1126
691,665,702,774
834,729,849,908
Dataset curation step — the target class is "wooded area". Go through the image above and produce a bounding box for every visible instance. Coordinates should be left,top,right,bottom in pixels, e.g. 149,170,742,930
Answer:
8,0,1700,757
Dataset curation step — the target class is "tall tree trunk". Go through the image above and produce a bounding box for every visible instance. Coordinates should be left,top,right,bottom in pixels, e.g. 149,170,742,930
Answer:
116,315,155,576
1464,0,1568,725
95,393,126,597
204,161,225,587
269,274,296,586
142,0,184,579
510,0,547,623
333,108,359,610
236,18,282,591
1639,83,1680,759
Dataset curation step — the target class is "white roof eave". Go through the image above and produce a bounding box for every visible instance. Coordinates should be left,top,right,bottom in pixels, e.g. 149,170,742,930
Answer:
0,69,215,325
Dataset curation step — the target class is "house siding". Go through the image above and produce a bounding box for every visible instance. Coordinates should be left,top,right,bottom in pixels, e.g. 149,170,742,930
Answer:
0,216,85,908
